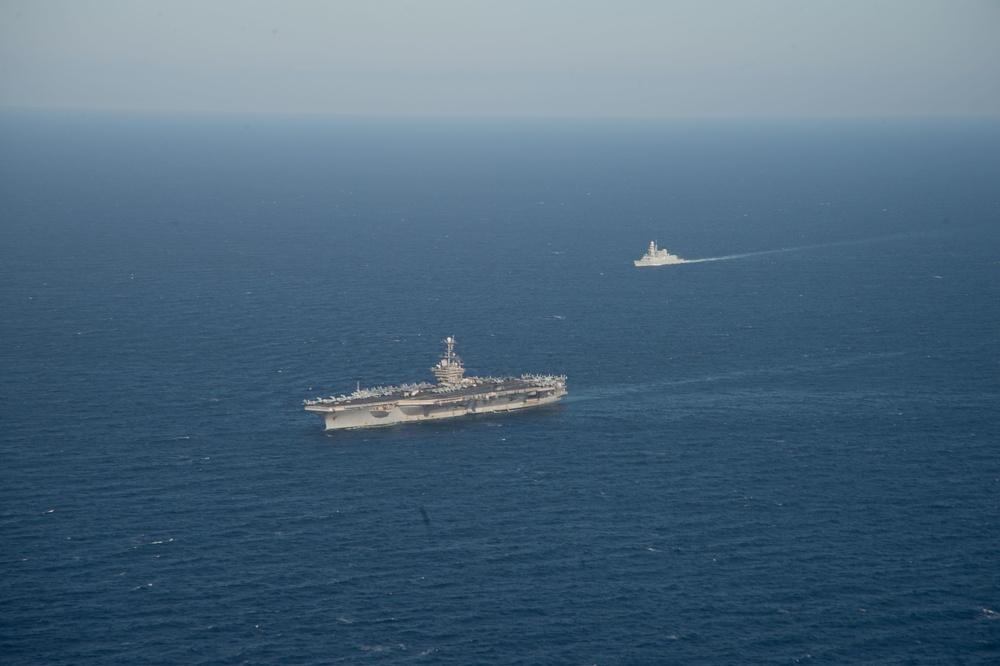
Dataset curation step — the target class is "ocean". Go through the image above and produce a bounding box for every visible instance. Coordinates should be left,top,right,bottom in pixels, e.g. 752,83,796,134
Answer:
1,111,998,664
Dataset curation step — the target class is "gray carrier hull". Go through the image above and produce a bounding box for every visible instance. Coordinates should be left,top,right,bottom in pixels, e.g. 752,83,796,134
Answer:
305,382,566,430
303,336,567,431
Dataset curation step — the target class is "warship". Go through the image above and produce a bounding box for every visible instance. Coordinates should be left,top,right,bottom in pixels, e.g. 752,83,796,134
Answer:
634,241,686,266
303,336,567,430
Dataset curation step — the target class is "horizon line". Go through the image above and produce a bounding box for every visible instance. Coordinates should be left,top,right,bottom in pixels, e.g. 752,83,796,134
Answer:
2,104,999,122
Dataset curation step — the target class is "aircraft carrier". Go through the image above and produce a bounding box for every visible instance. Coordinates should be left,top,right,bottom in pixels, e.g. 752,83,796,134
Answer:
303,336,567,430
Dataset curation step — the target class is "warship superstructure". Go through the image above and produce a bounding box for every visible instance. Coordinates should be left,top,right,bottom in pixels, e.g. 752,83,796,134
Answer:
304,337,567,430
634,241,685,266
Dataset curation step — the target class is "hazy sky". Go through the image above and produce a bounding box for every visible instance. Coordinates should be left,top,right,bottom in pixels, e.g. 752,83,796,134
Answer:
1,0,998,117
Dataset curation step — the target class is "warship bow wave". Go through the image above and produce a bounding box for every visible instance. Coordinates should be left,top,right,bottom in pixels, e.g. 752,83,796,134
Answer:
304,336,567,430
634,241,686,266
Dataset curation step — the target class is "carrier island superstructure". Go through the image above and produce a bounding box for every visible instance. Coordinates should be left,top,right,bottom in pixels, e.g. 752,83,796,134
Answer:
304,337,567,430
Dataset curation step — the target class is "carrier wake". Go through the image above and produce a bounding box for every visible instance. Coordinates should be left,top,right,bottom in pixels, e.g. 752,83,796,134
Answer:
304,337,567,430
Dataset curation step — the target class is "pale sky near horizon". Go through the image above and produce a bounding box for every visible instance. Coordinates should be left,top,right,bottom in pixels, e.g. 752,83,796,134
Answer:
1,0,998,117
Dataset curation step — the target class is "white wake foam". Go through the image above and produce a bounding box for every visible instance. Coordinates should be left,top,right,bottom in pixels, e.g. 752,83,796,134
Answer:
679,231,932,264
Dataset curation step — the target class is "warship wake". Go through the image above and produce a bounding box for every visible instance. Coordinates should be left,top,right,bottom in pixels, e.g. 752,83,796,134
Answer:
304,337,567,430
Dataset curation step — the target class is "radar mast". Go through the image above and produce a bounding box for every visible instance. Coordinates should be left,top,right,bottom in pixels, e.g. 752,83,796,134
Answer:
432,336,465,387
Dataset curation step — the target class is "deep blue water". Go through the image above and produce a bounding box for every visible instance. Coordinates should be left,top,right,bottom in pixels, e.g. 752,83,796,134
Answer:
2,111,999,664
